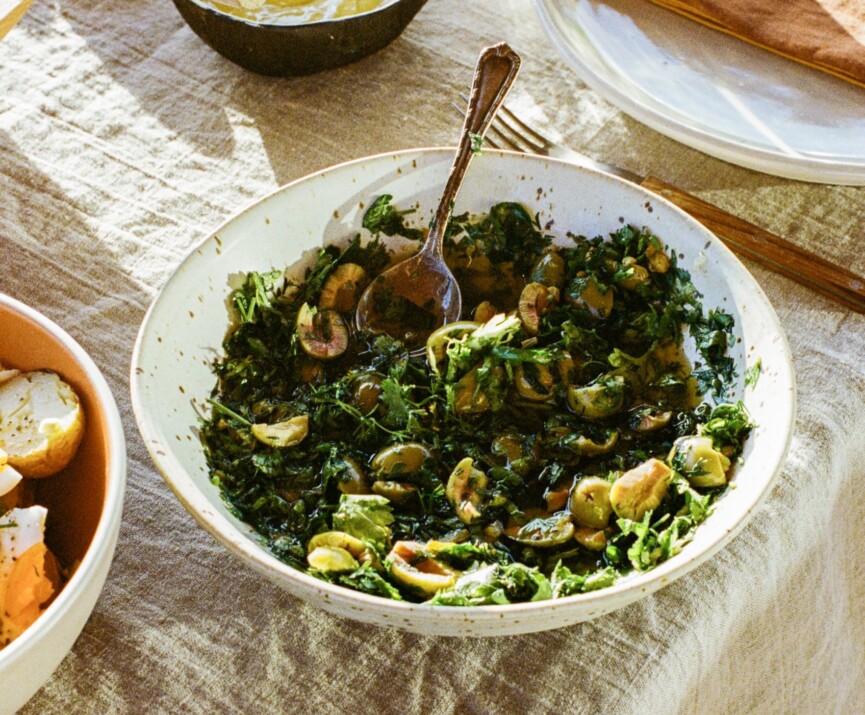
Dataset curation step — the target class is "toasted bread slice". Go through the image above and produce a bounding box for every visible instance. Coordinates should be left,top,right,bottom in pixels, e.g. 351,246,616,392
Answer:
0,371,84,478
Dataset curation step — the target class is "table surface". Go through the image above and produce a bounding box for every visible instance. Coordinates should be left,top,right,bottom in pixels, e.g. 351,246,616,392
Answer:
2,1,864,713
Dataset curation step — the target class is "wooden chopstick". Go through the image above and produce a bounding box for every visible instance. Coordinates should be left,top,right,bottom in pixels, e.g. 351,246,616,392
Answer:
641,176,865,314
0,0,34,42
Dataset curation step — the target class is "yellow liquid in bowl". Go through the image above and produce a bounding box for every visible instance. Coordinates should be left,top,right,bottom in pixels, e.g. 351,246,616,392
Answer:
208,0,395,25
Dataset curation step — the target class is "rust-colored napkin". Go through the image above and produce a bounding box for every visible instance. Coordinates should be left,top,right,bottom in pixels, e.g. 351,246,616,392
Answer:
645,0,865,88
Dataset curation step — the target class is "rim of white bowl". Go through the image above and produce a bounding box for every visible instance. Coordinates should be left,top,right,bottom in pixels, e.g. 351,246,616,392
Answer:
0,294,127,665
131,148,796,624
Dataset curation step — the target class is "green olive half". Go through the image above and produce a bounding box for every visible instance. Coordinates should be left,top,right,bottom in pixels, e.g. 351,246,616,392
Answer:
296,302,349,360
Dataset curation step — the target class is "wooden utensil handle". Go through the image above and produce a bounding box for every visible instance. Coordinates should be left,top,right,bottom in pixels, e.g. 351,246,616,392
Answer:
641,175,865,314
0,0,34,42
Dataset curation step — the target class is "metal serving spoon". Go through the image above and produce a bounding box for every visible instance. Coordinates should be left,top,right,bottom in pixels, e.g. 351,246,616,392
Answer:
355,42,521,349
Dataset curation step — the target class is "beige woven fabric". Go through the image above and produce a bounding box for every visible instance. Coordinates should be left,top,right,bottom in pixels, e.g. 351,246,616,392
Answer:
2,1,864,712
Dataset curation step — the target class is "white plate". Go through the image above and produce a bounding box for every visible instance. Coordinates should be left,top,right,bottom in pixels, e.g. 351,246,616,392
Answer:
535,0,865,185
131,148,795,636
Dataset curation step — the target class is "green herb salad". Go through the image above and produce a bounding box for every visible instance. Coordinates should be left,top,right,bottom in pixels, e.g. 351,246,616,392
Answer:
201,197,753,606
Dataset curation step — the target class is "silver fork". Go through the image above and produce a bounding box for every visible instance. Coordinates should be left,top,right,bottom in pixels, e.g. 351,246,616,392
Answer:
451,95,865,314
454,93,642,182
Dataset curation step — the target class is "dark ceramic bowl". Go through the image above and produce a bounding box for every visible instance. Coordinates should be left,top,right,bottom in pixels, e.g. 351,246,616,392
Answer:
171,0,428,76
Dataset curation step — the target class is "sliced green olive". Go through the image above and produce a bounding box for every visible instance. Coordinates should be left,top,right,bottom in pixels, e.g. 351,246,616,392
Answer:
514,363,554,401
306,546,359,573
574,430,619,456
518,282,558,336
610,458,672,521
567,376,626,419
482,521,504,542
566,276,613,319
446,457,488,524
453,366,490,414
544,484,571,512
298,360,325,384
372,480,418,504
491,432,532,476
530,251,566,289
569,476,614,529
425,321,481,374
352,373,383,414
308,530,381,570
633,408,673,433
472,301,498,323
309,531,366,557
558,351,578,386
491,432,523,463
646,244,671,273
250,415,309,448
388,541,459,596
669,435,730,488
319,263,368,312
296,302,349,360
617,256,651,290
510,513,574,547
371,442,431,477
336,457,370,495
574,526,607,551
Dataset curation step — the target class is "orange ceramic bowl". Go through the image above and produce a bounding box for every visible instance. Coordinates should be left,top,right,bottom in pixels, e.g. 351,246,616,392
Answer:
0,294,126,713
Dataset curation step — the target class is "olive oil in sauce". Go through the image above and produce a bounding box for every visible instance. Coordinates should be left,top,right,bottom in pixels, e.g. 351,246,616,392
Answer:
209,0,394,24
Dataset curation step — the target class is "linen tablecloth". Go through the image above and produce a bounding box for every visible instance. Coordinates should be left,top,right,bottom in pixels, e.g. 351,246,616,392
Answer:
2,1,864,712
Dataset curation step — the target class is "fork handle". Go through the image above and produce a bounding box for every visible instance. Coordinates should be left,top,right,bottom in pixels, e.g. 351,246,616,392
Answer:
641,175,865,314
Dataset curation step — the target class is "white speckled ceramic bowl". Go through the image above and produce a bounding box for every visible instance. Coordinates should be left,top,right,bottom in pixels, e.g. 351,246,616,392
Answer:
130,149,794,637
0,295,126,713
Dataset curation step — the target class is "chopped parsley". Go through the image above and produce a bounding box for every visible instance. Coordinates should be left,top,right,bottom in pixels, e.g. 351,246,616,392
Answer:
745,359,762,389
200,201,754,604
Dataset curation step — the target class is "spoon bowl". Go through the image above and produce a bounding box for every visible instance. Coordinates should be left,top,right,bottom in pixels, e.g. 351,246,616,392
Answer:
355,42,521,347
355,246,461,348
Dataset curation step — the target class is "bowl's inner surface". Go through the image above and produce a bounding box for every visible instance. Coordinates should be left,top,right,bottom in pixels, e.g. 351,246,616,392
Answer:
0,306,107,567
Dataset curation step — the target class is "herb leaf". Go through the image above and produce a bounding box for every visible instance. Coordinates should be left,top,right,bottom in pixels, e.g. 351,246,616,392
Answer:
362,194,424,240
429,563,552,606
745,359,762,389
332,495,394,556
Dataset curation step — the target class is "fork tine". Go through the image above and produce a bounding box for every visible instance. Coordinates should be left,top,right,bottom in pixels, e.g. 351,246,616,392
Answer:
498,104,557,148
455,93,542,154
485,125,516,152
483,132,503,150
493,112,546,154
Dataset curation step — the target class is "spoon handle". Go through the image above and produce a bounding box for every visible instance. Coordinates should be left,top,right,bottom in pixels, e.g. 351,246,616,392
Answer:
424,42,521,257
